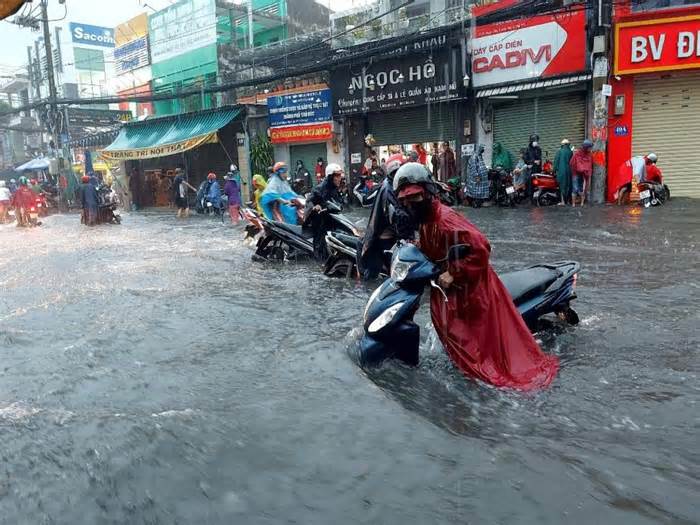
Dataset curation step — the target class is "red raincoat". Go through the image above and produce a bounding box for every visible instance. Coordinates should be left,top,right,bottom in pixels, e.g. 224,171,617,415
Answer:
11,186,36,210
419,199,559,390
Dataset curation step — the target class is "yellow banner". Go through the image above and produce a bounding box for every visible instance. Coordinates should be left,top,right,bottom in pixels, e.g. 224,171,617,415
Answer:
98,132,218,161
115,13,148,46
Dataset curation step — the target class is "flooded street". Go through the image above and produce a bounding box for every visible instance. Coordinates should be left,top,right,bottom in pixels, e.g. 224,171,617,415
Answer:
0,202,698,524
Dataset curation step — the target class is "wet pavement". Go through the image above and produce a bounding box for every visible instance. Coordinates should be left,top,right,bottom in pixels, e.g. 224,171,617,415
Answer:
0,201,698,524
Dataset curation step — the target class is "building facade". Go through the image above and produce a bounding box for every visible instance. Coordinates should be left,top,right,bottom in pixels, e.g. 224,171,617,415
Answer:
113,13,153,118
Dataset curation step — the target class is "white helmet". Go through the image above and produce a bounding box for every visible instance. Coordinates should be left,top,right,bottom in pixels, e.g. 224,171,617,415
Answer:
0,181,5,188
647,152,658,162
325,163,343,177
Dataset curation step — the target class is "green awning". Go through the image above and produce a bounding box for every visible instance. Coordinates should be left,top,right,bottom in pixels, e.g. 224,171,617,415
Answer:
100,107,241,161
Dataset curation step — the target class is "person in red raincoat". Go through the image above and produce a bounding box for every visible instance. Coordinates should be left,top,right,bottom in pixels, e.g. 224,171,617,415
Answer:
393,164,559,390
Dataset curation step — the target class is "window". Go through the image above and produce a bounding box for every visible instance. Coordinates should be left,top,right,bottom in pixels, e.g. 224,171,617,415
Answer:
73,47,105,72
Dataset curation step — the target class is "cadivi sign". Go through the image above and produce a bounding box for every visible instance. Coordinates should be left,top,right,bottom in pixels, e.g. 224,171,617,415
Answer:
471,11,586,88
69,22,115,48
615,15,700,74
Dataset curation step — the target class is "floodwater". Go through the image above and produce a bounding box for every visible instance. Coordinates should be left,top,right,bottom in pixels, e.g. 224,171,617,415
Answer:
0,201,698,524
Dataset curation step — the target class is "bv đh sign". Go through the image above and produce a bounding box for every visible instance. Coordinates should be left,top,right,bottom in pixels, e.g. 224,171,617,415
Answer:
268,89,333,144
471,10,586,88
615,15,700,75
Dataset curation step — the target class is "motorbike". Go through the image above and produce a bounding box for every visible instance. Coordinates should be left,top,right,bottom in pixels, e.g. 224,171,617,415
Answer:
616,179,670,207
34,193,49,217
323,230,363,278
435,181,457,206
490,168,517,207
353,175,379,208
240,204,265,242
359,242,580,367
16,205,41,228
445,177,464,205
531,173,560,206
253,199,360,262
97,186,122,224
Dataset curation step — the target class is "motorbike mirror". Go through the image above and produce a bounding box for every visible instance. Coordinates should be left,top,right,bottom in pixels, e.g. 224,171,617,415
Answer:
447,244,471,262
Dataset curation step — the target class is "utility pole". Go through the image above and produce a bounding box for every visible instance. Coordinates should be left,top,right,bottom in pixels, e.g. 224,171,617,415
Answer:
40,0,60,148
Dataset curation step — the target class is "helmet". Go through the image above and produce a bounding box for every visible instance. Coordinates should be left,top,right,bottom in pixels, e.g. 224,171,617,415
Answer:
207,172,216,181
272,161,287,173
0,181,5,188
382,153,407,181
529,134,540,143
10,178,15,183
81,175,90,183
393,162,433,196
325,163,343,177
19,176,28,186
647,152,658,162
582,139,594,149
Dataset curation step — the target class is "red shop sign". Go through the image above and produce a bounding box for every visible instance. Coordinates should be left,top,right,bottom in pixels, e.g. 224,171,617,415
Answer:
270,122,332,144
471,10,586,88
615,15,700,74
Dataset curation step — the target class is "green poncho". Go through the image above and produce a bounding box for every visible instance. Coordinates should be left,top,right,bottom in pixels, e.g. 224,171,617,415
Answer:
492,142,514,171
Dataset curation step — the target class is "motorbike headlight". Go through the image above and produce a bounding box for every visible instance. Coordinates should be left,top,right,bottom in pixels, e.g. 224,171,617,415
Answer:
364,285,383,322
368,302,405,334
391,259,412,283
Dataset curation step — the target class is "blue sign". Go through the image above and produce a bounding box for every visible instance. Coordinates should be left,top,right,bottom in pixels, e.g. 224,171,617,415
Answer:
114,37,149,74
70,22,115,48
614,125,629,137
268,89,332,128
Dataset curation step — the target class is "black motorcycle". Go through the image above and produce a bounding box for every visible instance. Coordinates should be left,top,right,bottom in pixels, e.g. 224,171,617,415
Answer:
254,200,360,262
490,168,517,207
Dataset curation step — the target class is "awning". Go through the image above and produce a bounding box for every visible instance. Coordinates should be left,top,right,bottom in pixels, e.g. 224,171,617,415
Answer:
99,107,241,161
15,157,50,171
475,74,592,98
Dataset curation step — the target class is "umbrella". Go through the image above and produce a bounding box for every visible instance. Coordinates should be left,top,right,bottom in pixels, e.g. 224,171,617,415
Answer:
15,157,50,171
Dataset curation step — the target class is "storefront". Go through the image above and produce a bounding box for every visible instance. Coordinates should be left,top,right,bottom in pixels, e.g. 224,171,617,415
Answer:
330,33,465,181
267,86,342,186
99,106,242,207
472,10,590,166
608,10,700,199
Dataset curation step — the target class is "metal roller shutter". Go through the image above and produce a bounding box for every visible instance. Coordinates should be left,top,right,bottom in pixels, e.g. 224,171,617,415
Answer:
493,92,586,162
633,71,700,198
368,104,454,146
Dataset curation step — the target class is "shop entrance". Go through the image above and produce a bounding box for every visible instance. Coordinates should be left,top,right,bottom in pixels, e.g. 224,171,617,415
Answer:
290,143,326,186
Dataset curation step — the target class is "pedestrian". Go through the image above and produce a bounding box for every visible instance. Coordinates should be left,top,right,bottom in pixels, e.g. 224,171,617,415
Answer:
524,134,542,174
569,139,593,207
393,163,559,390
413,143,428,165
363,150,378,176
314,157,325,185
465,144,490,207
8,178,17,194
438,141,457,183
173,167,190,218
492,142,514,171
79,174,98,226
252,174,267,215
0,181,11,222
224,170,241,224
512,148,528,192
554,139,573,206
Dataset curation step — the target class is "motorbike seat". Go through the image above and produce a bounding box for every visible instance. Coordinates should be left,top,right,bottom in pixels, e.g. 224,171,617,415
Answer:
500,266,560,306
334,232,361,249
273,221,314,240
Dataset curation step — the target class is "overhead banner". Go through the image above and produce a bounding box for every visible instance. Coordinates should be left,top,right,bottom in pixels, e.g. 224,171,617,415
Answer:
149,0,216,63
69,22,115,48
331,45,461,115
270,123,333,144
615,15,700,75
99,132,217,161
471,10,587,88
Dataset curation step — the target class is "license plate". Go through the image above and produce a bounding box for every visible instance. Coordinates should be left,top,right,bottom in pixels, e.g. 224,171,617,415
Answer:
639,190,651,199
506,186,515,195
30,213,38,219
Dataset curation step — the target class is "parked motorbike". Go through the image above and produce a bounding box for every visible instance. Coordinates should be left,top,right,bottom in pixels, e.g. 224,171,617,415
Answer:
353,174,379,208
616,180,670,207
531,173,560,206
323,231,362,278
435,181,456,206
253,199,359,262
97,186,122,224
359,242,580,367
490,168,517,207
445,177,464,205
240,204,264,242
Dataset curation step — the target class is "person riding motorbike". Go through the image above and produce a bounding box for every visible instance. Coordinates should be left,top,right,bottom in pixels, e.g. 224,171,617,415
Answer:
260,162,302,224
358,153,414,280
392,163,559,390
304,163,344,261
0,180,11,222
79,174,99,225
252,174,267,215
204,173,222,212
11,177,38,226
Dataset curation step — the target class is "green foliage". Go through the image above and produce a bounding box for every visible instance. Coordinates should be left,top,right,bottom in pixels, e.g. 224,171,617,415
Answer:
250,134,273,177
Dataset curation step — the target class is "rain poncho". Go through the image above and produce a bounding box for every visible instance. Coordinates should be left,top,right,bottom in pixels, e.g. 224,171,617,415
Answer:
11,186,35,209
224,178,241,207
492,142,514,171
419,199,559,390
252,174,267,214
206,180,222,206
260,173,299,224
466,151,490,199
553,145,573,198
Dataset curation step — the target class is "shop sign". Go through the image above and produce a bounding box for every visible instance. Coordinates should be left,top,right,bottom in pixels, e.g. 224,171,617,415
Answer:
268,89,332,128
270,123,333,144
471,11,586,88
330,46,461,115
115,36,150,74
67,108,132,128
350,152,362,164
149,0,216,63
116,14,148,46
100,132,217,161
69,22,115,48
614,15,700,75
